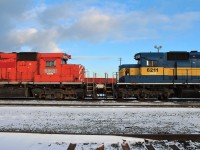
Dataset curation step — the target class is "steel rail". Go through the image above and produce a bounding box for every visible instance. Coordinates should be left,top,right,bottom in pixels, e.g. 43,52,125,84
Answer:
1,131,200,142
0,100,200,107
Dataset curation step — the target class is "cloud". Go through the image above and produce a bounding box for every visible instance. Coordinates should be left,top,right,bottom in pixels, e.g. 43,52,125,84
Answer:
64,8,113,42
163,12,200,31
8,27,61,52
0,1,200,52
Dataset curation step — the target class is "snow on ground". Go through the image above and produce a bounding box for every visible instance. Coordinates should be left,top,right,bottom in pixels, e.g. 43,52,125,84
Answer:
0,106,200,134
0,132,143,150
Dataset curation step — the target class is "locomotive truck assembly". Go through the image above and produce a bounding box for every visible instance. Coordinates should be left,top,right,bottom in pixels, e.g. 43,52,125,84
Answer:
0,51,200,100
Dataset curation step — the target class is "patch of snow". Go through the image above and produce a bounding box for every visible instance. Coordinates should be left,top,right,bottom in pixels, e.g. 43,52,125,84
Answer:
0,107,200,134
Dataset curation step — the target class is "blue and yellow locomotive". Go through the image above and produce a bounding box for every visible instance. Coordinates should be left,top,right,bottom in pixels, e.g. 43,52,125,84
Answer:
117,51,200,99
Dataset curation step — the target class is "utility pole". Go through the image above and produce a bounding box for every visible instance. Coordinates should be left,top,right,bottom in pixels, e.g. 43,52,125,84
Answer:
119,58,122,66
154,45,162,53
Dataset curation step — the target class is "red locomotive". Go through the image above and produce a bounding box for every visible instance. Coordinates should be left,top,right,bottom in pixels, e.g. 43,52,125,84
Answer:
0,52,116,99
0,52,86,99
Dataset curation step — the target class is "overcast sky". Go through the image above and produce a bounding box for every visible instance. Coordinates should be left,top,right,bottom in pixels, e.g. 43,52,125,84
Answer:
0,0,200,77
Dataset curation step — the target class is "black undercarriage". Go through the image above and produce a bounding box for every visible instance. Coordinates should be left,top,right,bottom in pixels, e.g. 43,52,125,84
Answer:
0,83,200,100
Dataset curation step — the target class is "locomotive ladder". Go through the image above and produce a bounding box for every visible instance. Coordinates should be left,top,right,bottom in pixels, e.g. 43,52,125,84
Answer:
104,73,114,99
105,83,113,98
86,82,96,99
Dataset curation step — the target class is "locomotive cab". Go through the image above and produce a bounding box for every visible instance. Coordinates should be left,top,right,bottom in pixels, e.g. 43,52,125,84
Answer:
119,52,165,83
118,53,140,82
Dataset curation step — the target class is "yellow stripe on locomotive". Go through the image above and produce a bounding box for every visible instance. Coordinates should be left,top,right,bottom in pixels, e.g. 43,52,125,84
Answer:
141,67,200,76
120,67,200,77
140,67,163,75
119,67,140,78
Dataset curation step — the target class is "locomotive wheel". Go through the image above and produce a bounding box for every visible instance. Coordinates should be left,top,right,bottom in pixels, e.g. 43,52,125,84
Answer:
122,93,125,99
158,95,164,100
158,94,169,100
136,96,143,100
135,94,145,100
40,94,46,99
44,94,52,100
77,92,84,99
113,93,118,99
163,95,169,100
55,92,63,100
92,93,97,99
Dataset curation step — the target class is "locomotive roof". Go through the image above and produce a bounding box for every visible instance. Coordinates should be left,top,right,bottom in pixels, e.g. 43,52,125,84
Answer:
0,52,71,61
134,51,200,60
135,51,199,54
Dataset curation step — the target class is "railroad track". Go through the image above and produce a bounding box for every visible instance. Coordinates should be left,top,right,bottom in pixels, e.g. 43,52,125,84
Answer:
63,134,200,149
1,131,200,149
3,130,200,142
67,139,200,150
1,99,200,107
1,97,200,101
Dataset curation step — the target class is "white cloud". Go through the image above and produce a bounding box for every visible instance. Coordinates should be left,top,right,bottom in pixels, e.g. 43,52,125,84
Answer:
0,1,200,52
163,12,200,31
9,27,61,52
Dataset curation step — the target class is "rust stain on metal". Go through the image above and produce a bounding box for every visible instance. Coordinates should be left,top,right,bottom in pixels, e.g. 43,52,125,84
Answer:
121,143,130,150
145,144,155,150
67,143,76,150
96,144,104,150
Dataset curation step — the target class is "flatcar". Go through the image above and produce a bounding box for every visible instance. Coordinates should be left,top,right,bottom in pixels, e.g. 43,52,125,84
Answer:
117,51,200,99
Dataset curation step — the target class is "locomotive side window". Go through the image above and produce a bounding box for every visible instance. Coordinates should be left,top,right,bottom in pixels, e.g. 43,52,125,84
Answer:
146,60,157,67
46,60,56,67
125,68,130,75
